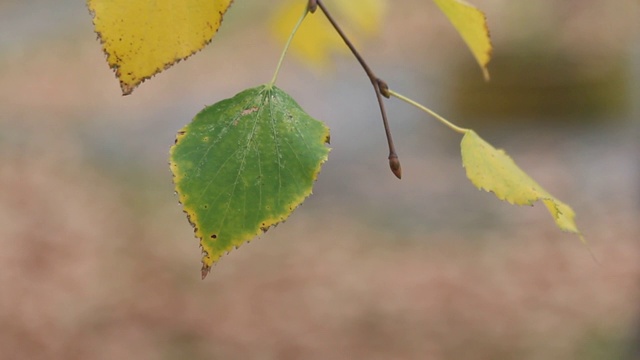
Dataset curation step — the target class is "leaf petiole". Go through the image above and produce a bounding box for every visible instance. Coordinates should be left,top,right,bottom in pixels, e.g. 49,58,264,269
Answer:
388,89,469,135
269,4,309,87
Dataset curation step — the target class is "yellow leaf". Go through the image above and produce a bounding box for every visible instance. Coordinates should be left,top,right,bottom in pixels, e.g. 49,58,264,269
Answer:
270,0,386,69
461,130,583,238
87,0,233,95
433,0,492,80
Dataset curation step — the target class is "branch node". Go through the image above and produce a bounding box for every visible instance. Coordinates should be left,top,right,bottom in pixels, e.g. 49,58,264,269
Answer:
308,0,318,13
377,78,390,98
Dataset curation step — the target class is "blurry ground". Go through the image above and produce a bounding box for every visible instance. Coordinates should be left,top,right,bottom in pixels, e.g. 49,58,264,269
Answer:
1,1,639,359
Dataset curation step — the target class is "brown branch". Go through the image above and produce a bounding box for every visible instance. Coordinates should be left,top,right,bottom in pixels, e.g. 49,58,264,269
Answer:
314,0,401,179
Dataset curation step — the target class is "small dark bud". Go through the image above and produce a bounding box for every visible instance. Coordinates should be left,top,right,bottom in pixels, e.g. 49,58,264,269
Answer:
388,154,402,179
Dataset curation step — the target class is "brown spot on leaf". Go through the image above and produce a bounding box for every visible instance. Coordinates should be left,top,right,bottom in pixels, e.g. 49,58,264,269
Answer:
241,106,259,116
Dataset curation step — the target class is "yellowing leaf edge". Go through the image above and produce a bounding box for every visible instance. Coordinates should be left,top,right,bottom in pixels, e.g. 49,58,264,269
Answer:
461,130,584,241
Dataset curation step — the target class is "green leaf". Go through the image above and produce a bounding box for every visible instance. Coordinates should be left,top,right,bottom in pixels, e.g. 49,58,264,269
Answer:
433,0,492,80
170,85,330,278
461,130,583,239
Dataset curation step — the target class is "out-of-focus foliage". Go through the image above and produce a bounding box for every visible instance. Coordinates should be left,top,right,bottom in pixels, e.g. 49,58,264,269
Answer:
269,0,387,69
433,0,492,80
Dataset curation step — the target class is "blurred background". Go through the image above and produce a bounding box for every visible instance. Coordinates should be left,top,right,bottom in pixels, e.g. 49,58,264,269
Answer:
1,0,639,359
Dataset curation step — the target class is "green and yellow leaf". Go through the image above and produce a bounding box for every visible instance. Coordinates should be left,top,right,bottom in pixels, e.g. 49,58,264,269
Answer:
433,0,492,80
270,0,387,69
461,130,582,238
170,85,330,278
87,0,233,95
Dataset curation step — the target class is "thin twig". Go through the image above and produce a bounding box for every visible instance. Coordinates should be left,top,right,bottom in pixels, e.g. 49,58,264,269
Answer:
315,0,401,179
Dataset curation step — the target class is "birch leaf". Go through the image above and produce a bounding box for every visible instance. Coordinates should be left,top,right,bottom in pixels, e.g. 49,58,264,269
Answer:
170,85,330,278
461,130,583,239
433,0,492,80
270,0,386,69
87,0,233,95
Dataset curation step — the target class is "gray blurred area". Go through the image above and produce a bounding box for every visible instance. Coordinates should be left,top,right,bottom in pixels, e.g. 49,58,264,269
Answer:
1,0,639,359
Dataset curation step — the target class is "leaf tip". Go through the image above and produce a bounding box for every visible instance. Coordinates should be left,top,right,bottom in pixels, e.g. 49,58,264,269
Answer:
201,249,214,279
120,82,135,96
482,67,490,82
201,264,211,280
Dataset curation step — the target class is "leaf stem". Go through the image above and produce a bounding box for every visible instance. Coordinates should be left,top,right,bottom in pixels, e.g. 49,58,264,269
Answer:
388,89,469,135
269,5,309,87
315,0,401,179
